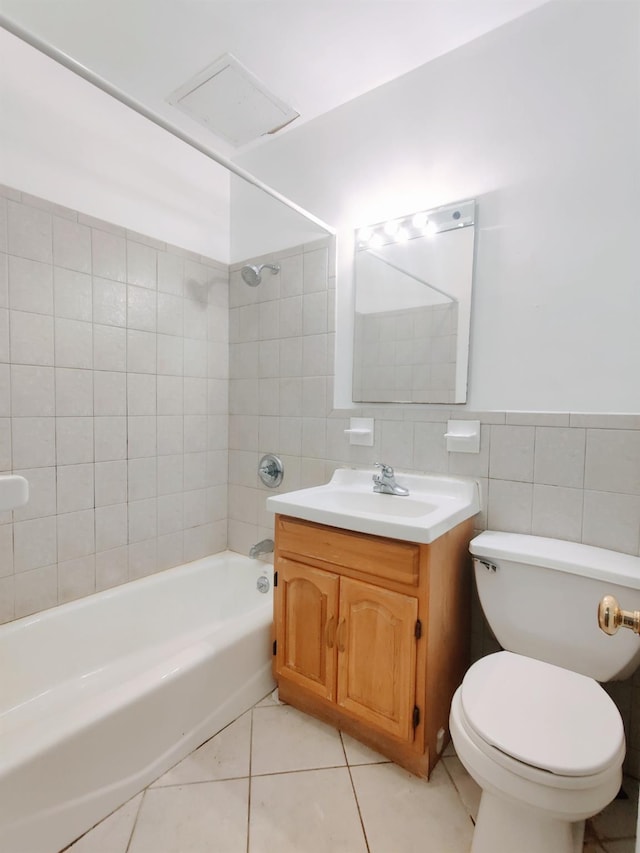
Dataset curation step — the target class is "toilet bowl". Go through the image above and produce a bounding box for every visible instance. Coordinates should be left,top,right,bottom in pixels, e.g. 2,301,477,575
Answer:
450,532,640,853
451,651,624,853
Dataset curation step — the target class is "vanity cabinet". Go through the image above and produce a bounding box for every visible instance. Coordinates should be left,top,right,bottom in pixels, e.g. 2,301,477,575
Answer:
272,513,473,779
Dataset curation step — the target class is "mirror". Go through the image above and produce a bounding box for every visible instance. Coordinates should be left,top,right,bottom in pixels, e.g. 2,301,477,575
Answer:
353,200,475,404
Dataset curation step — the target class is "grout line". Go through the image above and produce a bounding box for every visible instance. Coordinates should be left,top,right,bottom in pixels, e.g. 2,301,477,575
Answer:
124,789,146,853
340,731,371,853
246,708,254,853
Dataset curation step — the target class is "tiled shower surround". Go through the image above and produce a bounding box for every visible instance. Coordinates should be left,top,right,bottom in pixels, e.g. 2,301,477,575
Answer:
0,186,229,622
2,185,640,779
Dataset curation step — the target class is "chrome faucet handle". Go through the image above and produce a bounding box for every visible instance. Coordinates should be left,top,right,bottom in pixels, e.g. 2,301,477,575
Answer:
374,462,394,478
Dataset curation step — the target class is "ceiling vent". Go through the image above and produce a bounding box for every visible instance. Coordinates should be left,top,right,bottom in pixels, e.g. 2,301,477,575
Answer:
166,53,299,147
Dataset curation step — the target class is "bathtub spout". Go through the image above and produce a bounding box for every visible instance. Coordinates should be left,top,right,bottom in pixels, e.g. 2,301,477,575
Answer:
250,539,274,559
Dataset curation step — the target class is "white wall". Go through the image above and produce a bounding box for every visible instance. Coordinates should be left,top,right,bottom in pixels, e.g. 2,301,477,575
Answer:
0,30,230,261
236,1,640,413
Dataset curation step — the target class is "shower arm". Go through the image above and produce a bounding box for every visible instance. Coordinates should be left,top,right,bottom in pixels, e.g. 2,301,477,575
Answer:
0,14,335,238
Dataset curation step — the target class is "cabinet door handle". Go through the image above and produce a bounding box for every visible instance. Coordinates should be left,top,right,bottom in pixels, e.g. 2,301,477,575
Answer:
325,615,337,649
337,618,347,653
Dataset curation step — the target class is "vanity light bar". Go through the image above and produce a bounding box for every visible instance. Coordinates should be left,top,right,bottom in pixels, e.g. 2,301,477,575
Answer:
357,199,475,250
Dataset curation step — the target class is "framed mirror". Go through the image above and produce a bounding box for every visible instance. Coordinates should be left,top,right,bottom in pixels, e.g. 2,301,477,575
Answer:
353,199,475,404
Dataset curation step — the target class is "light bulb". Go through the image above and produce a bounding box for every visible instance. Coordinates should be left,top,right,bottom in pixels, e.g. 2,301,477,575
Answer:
425,221,438,236
412,212,428,230
384,220,400,237
396,228,409,242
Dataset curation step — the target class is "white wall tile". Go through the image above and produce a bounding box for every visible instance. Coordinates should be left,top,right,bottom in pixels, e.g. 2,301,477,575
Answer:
127,372,157,416
95,460,128,507
531,484,583,541
56,416,93,465
12,466,56,521
13,516,57,572
0,523,13,577
14,565,57,618
302,376,327,419
157,293,184,336
95,546,128,591
127,284,156,331
156,531,184,570
258,378,279,417
279,297,303,338
489,425,535,482
93,277,127,327
183,294,208,340
184,488,209,528
57,509,95,561
582,491,640,555
57,463,94,514
128,498,157,543
183,377,207,415
412,422,449,474
58,555,95,604
184,338,207,377
279,337,303,377
11,365,54,416
0,419,11,471
184,415,208,452
127,241,156,288
487,479,533,533
8,256,53,314
534,427,586,488
10,310,54,365
157,252,183,296
302,335,328,377
157,416,183,456
94,416,126,462
303,247,328,293
8,200,52,263
91,229,126,282
157,454,183,495
128,416,156,458
183,523,216,561
157,375,183,415
13,417,56,468
0,309,7,363
53,217,91,273
127,329,156,374
303,291,328,335
585,429,640,495
157,493,183,534
279,378,302,417
128,457,157,501
279,253,303,298
379,420,414,470
55,318,93,368
187,450,213,489
156,334,183,375
128,538,157,579
93,324,126,372
94,370,127,416
56,367,93,416
54,267,92,321
96,503,128,551
0,253,7,309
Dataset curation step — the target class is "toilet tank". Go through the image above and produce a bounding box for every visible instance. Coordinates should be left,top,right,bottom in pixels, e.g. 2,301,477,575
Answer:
471,531,640,682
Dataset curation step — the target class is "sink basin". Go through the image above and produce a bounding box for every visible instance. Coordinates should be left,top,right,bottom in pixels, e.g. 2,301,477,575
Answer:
266,468,480,544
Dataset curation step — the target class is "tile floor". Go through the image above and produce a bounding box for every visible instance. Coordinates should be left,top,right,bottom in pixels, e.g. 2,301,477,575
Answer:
66,691,638,853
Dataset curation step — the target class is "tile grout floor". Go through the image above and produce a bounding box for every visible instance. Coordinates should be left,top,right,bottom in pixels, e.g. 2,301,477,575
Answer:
66,691,638,853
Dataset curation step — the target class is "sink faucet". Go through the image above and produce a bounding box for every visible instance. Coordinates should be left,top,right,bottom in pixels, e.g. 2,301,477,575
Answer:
372,463,409,496
250,538,274,559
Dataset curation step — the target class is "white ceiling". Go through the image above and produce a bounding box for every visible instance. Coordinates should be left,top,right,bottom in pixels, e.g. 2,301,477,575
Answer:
1,0,549,156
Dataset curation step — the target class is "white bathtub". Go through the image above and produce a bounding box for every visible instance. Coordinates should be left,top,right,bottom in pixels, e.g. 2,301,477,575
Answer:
0,551,275,853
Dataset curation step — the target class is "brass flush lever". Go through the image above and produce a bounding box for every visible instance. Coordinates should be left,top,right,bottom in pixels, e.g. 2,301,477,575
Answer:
598,594,640,636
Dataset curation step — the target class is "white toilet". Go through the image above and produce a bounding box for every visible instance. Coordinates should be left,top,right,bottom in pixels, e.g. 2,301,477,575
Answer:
450,531,640,853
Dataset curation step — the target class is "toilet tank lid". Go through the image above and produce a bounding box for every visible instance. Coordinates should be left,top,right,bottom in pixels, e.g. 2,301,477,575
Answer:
470,531,640,590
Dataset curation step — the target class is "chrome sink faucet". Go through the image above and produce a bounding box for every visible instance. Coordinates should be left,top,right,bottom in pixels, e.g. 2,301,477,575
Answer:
372,463,409,496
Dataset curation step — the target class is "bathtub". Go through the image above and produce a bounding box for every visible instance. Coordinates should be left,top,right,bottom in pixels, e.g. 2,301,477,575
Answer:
0,551,275,853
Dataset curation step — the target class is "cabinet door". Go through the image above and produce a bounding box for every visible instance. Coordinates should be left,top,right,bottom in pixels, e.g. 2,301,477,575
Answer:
275,557,339,701
336,577,418,742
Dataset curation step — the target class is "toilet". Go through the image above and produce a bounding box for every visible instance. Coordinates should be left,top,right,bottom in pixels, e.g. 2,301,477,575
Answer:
450,531,640,853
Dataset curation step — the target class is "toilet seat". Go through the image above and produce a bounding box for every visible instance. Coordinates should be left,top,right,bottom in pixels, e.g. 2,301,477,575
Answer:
461,652,625,777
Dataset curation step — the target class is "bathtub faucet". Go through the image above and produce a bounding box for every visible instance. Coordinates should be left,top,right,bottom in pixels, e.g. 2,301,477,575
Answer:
250,539,274,559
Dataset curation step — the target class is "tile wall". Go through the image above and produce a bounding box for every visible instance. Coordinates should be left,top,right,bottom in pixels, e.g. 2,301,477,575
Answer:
0,186,229,623
228,238,640,777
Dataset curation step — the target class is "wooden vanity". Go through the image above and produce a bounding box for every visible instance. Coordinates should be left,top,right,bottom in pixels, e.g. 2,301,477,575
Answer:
272,513,474,778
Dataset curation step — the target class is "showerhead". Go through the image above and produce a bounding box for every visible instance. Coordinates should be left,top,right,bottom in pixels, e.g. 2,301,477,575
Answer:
240,263,280,287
